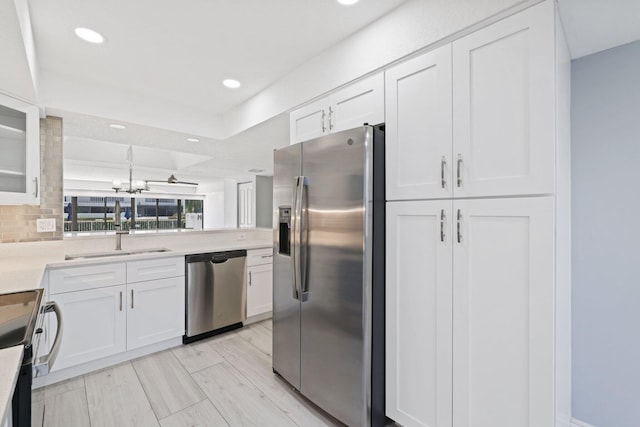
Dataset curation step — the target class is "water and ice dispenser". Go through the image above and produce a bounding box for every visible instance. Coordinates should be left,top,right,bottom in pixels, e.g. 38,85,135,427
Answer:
278,207,291,256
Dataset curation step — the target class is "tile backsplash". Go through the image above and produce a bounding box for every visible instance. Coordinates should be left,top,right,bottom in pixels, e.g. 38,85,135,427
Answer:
0,116,63,243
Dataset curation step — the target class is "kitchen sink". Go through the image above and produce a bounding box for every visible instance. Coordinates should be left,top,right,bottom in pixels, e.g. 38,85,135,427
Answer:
64,248,171,260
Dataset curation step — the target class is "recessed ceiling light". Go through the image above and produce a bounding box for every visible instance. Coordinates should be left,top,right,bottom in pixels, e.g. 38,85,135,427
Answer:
74,27,105,44
222,79,241,89
337,0,358,5
109,124,126,129
186,138,199,142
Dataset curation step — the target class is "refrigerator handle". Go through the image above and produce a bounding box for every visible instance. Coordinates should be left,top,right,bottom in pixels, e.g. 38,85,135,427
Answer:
291,177,300,300
293,176,308,301
299,176,309,302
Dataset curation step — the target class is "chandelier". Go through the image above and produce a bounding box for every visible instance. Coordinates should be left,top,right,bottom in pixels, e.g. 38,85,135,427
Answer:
112,146,149,194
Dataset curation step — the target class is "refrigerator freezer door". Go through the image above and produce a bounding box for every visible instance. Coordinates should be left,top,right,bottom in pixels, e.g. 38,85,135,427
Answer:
272,143,302,389
300,127,372,426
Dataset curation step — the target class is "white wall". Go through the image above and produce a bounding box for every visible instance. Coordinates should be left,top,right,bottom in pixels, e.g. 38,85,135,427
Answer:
203,191,224,229
223,178,238,228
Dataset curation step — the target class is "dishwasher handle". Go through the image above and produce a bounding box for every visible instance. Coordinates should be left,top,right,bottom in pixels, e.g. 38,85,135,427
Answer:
210,254,229,263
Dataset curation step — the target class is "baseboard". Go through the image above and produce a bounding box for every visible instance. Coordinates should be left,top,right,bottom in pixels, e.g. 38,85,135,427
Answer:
571,418,596,427
32,336,182,388
244,311,272,325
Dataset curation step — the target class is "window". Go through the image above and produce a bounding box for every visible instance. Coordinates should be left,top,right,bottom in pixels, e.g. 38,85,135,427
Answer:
64,196,204,232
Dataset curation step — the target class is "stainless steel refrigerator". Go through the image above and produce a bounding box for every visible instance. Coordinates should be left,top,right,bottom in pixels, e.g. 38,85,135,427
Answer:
272,125,385,427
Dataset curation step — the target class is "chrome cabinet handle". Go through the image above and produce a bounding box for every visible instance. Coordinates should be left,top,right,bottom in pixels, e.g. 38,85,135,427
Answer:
456,154,463,188
328,107,334,131
34,177,39,198
457,209,462,244
440,209,445,242
441,157,447,189
131,290,134,309
261,255,273,259
321,110,326,133
249,271,252,286
119,291,123,311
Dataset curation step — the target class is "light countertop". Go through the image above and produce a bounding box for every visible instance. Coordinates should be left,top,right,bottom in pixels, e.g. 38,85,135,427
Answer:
0,346,23,426
0,229,272,293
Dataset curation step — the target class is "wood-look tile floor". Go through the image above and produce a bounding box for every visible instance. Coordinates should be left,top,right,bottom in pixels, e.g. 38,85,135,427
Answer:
31,320,343,427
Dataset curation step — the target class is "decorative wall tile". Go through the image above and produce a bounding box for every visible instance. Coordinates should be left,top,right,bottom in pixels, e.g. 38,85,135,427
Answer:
0,116,64,243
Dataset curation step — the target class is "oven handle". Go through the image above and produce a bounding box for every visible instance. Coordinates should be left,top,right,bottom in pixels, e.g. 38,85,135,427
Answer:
34,301,63,377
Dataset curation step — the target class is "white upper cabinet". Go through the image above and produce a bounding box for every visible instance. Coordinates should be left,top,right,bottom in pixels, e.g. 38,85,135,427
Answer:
452,3,555,198
289,73,384,145
386,2,555,200
0,93,40,205
385,45,453,200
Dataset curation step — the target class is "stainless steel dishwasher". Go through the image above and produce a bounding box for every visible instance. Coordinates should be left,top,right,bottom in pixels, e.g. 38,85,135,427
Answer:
184,250,247,343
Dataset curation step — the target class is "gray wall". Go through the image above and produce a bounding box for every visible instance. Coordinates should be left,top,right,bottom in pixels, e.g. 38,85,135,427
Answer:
255,175,273,228
572,40,640,427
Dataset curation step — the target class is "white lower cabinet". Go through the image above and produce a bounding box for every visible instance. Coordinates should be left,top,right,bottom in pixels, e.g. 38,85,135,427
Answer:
53,285,127,371
49,256,185,372
126,276,185,350
385,201,453,427
247,263,273,317
386,197,554,427
246,248,273,318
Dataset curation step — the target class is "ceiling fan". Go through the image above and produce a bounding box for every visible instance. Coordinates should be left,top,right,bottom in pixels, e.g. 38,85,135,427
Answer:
146,174,198,186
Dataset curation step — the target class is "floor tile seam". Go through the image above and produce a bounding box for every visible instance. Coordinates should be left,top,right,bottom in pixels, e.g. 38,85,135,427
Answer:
129,359,162,426
220,357,303,427
237,330,272,357
132,349,206,414
182,354,226,376
189,369,233,427
154,396,209,422
82,375,93,427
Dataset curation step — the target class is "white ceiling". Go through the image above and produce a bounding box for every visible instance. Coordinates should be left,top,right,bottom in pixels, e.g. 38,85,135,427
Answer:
29,0,406,115
558,0,640,58
6,0,640,193
60,110,290,189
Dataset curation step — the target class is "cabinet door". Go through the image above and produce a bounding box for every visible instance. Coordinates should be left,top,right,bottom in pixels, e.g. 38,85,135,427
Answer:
238,181,254,228
247,263,273,317
289,98,327,145
386,201,453,427
452,2,554,198
386,46,453,201
127,276,185,350
0,94,40,205
52,285,126,371
329,73,384,133
452,197,554,427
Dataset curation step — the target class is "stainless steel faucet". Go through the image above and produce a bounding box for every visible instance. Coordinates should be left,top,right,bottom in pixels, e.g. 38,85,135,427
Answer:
114,200,129,250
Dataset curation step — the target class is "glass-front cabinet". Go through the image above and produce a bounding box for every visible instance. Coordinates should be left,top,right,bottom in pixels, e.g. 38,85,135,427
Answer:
0,93,40,205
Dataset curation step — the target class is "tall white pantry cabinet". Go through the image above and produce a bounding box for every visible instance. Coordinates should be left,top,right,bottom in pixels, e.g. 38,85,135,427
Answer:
384,1,571,427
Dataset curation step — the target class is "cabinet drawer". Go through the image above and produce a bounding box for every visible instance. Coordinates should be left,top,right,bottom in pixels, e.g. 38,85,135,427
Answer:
49,263,126,294
247,248,273,267
127,256,185,283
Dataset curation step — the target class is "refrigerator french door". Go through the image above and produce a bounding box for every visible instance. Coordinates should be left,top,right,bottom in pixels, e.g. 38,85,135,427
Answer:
273,125,385,427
